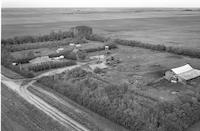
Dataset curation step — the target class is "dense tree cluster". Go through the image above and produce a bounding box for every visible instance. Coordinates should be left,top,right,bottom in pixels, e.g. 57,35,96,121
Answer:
1,48,34,78
1,31,73,45
28,60,76,72
86,34,109,42
38,68,200,131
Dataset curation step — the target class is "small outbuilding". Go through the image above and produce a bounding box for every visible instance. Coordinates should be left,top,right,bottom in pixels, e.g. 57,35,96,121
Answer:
164,64,200,84
70,26,92,38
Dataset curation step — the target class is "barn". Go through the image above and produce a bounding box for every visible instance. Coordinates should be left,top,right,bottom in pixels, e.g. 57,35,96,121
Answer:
164,64,200,84
70,26,92,38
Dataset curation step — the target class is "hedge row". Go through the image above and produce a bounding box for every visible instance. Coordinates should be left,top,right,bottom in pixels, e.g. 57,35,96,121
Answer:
28,60,76,72
1,31,73,45
113,39,200,58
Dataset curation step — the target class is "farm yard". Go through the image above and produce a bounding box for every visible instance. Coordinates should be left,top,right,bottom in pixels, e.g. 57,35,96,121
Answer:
1,8,200,131
37,41,200,131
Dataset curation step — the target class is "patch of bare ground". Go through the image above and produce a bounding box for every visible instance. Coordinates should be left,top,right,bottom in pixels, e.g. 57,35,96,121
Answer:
1,83,67,131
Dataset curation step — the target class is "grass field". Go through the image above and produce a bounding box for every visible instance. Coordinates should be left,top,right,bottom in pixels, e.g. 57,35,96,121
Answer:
1,84,67,131
2,8,200,50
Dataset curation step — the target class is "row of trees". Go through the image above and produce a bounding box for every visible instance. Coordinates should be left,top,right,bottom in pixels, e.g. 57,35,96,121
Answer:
38,67,200,131
86,33,200,58
28,60,76,72
113,39,200,58
5,38,73,52
1,30,73,45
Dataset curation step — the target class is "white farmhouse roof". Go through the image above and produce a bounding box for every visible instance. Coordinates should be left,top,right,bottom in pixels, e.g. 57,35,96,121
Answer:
171,64,200,80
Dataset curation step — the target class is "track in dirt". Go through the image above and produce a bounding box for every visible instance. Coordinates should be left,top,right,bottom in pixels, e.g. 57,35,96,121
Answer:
1,64,89,131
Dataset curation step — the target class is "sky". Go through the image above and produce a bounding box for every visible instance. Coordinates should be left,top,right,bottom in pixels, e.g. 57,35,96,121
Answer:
2,0,200,8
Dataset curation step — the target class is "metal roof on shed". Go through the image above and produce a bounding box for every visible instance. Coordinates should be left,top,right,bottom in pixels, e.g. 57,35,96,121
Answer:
171,64,193,74
171,64,200,80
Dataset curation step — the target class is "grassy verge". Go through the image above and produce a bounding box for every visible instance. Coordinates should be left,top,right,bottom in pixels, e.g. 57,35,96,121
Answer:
1,84,67,131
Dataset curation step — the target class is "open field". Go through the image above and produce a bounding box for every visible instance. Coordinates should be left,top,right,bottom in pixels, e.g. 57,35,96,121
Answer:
1,84,67,131
2,8,200,50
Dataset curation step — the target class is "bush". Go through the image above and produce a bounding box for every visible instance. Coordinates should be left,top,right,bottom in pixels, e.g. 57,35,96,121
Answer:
67,67,89,78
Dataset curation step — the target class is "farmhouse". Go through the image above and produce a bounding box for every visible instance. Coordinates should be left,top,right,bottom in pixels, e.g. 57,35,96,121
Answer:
70,26,92,38
29,56,52,64
164,64,200,84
